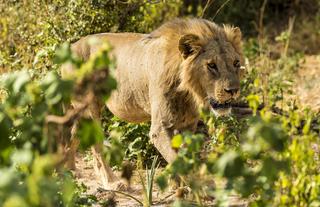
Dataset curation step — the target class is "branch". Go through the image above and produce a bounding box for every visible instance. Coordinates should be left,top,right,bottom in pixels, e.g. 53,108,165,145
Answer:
97,187,143,206
201,0,214,18
45,93,94,125
231,102,282,115
231,102,319,133
212,0,232,20
258,0,268,41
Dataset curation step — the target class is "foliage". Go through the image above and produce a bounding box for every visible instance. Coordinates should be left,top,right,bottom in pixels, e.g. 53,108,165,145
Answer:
0,1,182,205
1,1,320,206
0,41,116,206
0,0,182,73
103,114,165,167
198,0,320,35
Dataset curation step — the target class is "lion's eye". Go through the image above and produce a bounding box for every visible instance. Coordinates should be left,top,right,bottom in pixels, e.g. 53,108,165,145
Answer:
207,63,218,73
234,60,241,68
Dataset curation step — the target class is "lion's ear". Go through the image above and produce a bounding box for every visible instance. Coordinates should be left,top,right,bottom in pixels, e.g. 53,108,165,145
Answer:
179,34,201,59
223,25,242,54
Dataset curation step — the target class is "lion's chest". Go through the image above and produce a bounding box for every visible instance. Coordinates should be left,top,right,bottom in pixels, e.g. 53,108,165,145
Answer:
165,90,199,130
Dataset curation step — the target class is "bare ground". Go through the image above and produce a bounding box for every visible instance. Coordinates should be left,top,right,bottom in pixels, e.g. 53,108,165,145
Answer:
74,153,247,207
295,55,320,111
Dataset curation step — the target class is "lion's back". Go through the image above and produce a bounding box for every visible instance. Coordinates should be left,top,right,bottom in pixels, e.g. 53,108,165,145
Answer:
94,33,166,122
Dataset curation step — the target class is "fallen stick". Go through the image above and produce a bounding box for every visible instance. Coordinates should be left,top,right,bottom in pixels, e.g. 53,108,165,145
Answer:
97,187,143,206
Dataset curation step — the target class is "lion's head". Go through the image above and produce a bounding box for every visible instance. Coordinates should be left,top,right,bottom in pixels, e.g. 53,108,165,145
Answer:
151,18,245,116
175,20,245,116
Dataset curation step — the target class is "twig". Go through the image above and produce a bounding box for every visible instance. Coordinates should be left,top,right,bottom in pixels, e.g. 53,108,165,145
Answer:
44,95,93,154
231,102,264,110
231,102,283,116
45,93,94,125
97,187,144,206
258,0,268,51
201,0,214,18
212,0,232,20
283,16,296,57
153,192,175,205
231,102,320,133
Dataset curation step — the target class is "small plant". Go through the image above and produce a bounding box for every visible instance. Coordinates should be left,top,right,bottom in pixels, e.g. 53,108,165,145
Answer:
140,155,160,207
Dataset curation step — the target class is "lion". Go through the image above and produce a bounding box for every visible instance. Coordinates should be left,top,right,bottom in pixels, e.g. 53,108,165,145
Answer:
61,18,244,189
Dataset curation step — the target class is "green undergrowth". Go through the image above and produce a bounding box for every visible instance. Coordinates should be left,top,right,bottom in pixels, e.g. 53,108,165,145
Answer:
0,1,319,206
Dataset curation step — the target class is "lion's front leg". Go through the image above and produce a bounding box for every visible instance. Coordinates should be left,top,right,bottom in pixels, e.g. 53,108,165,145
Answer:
149,89,198,163
149,119,199,163
150,123,177,163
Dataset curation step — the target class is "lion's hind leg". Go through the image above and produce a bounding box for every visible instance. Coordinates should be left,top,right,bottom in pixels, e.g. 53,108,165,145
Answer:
89,101,129,190
65,125,79,170
90,145,128,190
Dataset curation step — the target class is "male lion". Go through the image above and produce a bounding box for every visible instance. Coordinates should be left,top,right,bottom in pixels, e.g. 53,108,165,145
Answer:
62,18,244,188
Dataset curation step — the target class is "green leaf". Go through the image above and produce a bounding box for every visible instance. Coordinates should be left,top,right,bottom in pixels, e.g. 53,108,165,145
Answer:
0,113,11,151
11,149,33,166
99,75,117,102
77,118,105,151
171,134,183,149
171,157,192,175
216,150,244,178
54,42,72,64
260,124,286,152
246,94,260,115
33,48,48,66
0,71,30,95
128,137,143,153
302,117,311,135
12,71,30,94
61,175,76,205
105,131,125,167
3,195,28,207
156,174,168,191
0,168,16,188
41,71,73,105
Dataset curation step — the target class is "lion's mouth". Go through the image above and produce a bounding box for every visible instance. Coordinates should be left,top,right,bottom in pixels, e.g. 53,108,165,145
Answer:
209,99,232,109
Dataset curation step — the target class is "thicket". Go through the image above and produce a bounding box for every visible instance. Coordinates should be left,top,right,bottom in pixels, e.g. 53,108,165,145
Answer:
0,0,319,206
0,0,182,72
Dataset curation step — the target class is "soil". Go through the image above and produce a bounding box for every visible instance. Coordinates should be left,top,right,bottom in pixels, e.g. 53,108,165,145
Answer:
295,55,320,111
74,153,248,207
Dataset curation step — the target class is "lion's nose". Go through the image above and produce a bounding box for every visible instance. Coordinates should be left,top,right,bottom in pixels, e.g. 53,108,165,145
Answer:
224,87,239,96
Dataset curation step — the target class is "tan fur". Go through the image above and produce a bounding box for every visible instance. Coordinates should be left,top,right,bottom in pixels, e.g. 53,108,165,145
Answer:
61,18,244,188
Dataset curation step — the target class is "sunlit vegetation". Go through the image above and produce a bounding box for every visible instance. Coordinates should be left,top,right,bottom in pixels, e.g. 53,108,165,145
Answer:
0,1,319,206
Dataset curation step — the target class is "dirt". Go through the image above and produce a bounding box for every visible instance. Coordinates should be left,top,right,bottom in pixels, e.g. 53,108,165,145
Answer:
74,55,320,206
295,55,320,112
74,153,247,207
75,153,172,207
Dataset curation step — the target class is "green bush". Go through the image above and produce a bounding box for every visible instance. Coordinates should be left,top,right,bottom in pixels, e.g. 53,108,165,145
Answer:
0,0,182,73
1,1,319,206
0,42,117,206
